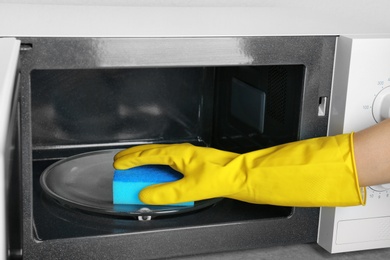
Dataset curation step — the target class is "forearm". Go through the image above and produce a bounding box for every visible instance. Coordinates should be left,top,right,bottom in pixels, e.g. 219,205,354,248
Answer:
354,118,390,187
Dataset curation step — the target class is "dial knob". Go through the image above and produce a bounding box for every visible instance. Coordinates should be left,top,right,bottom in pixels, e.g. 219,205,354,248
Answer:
372,87,390,123
370,183,390,192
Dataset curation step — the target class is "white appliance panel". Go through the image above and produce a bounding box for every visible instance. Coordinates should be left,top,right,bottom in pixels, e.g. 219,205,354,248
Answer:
318,35,390,253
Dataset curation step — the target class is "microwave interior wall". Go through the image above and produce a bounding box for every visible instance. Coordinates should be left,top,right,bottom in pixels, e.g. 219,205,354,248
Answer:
11,37,336,259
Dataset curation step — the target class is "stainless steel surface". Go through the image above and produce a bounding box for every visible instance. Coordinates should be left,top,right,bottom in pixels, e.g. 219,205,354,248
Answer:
20,37,332,68
15,36,336,259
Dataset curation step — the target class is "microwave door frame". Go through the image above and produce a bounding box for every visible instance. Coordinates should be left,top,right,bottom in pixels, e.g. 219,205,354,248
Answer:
0,37,21,260
17,36,335,259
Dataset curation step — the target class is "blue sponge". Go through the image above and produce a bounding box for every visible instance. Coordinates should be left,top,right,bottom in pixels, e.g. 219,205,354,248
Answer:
113,165,194,207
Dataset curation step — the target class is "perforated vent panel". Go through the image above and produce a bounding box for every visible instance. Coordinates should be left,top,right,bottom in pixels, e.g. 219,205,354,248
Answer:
266,66,288,124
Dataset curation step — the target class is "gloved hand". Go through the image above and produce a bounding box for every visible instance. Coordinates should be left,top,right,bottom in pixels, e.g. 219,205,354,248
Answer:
113,134,366,207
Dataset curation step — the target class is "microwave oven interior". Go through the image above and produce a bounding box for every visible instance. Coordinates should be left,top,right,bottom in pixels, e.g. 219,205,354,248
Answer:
31,64,303,236
11,37,335,259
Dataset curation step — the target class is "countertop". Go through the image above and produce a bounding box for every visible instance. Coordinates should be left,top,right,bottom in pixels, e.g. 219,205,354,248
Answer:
174,243,390,260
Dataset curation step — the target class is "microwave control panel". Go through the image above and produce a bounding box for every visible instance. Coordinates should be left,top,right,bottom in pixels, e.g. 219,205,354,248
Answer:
318,35,390,253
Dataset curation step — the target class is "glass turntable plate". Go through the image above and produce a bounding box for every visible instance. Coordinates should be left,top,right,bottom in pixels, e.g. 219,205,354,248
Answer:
40,149,220,220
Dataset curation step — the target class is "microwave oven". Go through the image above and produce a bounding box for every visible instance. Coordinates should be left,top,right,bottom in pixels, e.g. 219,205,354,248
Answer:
1,3,390,257
1,36,336,259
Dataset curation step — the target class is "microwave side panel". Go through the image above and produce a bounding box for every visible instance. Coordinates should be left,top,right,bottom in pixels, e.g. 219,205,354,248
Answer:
326,36,353,137
318,35,390,253
318,35,358,253
317,36,353,253
0,38,21,260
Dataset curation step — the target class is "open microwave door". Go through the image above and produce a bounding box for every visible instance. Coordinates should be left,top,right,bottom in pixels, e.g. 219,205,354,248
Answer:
0,38,21,260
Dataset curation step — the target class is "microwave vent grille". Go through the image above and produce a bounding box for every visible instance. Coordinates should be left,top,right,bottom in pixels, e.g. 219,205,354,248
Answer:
266,66,288,124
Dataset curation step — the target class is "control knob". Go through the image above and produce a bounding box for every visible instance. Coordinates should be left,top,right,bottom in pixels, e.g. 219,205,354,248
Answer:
370,183,390,192
372,87,390,123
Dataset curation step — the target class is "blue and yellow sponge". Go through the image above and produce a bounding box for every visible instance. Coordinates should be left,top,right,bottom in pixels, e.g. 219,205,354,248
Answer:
113,165,194,207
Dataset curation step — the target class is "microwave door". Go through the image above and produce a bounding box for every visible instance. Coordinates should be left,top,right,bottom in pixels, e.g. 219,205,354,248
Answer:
0,38,21,260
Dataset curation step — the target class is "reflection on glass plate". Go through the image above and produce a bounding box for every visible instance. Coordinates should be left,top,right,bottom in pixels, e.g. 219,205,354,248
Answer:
40,149,220,220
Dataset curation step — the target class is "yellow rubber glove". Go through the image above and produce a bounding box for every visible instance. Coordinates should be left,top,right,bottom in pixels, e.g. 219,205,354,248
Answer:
113,134,366,207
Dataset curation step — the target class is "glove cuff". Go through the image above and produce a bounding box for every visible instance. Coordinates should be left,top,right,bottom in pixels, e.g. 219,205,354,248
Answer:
350,132,367,206
232,133,366,207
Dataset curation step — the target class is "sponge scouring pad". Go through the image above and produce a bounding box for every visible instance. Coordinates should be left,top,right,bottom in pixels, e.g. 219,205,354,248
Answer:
113,165,194,207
